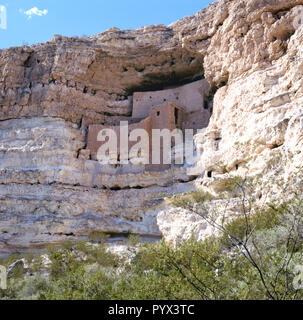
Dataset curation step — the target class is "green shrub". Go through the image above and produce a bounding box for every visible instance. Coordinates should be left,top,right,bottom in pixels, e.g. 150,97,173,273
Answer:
1,195,303,300
220,201,284,248
171,190,214,208
210,176,244,197
88,231,110,243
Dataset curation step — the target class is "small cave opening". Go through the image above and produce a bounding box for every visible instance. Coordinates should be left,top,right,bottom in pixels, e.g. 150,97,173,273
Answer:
24,53,34,68
204,101,209,110
270,143,282,149
207,171,212,178
110,186,122,191
65,232,75,237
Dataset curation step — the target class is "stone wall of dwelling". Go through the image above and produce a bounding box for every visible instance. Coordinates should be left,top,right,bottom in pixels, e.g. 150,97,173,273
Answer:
86,102,185,172
146,103,183,172
132,79,209,118
149,102,183,131
87,117,151,162
183,109,210,131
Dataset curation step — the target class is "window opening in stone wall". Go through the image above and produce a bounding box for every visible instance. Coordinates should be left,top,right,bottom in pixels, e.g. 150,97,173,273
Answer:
174,108,179,125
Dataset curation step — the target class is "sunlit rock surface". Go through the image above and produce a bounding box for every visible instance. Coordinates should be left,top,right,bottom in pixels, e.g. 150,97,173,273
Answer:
2,0,303,252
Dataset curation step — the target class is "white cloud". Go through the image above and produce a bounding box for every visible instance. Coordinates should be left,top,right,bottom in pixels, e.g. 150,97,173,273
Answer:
22,7,48,19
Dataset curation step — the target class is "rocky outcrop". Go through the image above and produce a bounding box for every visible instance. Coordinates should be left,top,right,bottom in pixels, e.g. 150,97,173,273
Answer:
2,0,303,253
196,2,303,181
0,181,196,255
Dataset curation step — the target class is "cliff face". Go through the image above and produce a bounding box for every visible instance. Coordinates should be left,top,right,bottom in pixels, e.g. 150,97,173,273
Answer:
1,0,303,254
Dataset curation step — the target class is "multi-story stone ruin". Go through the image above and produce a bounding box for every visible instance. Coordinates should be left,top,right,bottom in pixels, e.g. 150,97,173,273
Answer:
86,79,211,171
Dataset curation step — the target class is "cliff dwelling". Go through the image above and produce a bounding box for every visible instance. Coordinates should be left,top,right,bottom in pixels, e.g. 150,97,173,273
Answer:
86,79,211,172
3,0,303,283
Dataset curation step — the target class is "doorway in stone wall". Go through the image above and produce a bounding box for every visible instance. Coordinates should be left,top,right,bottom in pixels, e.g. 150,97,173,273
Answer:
174,108,179,125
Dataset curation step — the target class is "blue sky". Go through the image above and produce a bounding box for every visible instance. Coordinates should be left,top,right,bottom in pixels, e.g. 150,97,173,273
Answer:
0,0,214,49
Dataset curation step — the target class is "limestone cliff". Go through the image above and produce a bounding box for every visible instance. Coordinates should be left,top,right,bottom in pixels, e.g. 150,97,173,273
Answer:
1,0,303,254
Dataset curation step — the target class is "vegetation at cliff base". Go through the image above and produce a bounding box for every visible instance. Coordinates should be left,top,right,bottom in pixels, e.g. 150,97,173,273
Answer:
1,178,303,300
0,200,302,300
